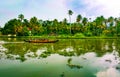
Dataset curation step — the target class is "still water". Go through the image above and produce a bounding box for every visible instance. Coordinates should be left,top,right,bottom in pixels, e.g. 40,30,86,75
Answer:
0,38,120,77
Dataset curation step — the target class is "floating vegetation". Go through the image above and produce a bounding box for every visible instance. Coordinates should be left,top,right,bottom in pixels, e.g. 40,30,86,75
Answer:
68,58,72,64
67,58,83,69
67,64,83,69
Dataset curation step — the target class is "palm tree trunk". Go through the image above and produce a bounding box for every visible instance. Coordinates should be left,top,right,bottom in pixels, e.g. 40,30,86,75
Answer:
69,15,71,35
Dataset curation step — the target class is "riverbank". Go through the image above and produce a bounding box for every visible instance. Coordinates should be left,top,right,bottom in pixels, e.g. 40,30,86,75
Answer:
0,35,119,39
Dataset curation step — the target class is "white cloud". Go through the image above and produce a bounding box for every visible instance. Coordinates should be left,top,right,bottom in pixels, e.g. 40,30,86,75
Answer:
0,0,69,27
67,0,120,21
81,0,120,18
22,0,68,21
1,0,120,27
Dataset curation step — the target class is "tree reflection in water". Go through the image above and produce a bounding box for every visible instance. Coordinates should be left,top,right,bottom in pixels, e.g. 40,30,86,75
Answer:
67,58,83,69
0,39,120,77
0,39,120,62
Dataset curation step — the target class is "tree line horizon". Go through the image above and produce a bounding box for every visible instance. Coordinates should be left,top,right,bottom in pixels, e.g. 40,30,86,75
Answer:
1,10,120,37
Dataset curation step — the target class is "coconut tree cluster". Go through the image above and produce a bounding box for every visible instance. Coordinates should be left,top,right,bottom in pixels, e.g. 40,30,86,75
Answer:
1,10,120,37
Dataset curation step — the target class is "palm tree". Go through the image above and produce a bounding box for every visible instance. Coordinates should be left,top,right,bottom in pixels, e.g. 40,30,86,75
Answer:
63,18,67,24
68,10,73,23
68,10,73,35
18,14,24,22
76,14,82,23
53,19,58,32
29,17,39,35
82,17,88,26
114,18,118,36
23,19,29,27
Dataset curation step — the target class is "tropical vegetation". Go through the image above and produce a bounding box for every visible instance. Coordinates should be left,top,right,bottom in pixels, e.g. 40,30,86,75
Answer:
1,10,120,37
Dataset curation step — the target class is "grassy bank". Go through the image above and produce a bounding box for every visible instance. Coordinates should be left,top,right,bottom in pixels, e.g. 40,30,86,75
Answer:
0,35,119,39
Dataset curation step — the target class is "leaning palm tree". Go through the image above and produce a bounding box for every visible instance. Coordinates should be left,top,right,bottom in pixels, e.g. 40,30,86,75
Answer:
68,10,73,35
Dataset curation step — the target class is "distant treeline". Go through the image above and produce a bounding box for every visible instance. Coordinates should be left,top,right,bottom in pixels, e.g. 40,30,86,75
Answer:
1,10,120,37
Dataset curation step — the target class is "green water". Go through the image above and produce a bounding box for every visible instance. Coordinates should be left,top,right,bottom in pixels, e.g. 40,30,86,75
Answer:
0,38,120,77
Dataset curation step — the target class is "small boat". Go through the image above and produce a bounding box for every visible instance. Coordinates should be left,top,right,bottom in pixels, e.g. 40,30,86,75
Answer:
24,39,59,43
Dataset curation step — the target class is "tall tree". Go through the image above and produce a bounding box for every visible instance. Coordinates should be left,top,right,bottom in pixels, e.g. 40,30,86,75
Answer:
68,10,73,35
3,19,21,35
63,18,67,25
76,14,82,23
23,19,29,27
30,16,38,28
82,17,88,26
18,14,24,22
68,10,73,23
30,16,41,35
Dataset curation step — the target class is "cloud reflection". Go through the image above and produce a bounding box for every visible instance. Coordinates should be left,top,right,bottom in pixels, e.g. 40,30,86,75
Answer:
96,67,120,77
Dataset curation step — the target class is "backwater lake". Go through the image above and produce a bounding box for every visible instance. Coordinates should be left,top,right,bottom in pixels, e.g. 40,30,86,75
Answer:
0,38,120,77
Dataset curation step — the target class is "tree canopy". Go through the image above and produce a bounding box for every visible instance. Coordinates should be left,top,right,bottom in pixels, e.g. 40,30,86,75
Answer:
1,13,120,37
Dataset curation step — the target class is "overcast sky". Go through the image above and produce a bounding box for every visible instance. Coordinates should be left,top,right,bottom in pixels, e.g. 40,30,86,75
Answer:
1,0,120,27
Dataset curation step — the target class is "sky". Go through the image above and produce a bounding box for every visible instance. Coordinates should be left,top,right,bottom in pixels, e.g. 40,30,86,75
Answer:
1,0,120,27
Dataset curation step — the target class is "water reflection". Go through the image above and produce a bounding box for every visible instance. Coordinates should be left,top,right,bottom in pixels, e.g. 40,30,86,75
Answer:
0,39,120,77
0,39,120,61
96,67,120,77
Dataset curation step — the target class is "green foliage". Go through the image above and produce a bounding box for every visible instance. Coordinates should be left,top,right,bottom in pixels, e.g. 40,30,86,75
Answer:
1,13,120,37
20,26,29,36
84,31,92,36
76,14,82,22
74,33,85,37
3,19,19,35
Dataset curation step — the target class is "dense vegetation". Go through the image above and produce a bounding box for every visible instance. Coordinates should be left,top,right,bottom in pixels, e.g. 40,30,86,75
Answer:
1,10,120,37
